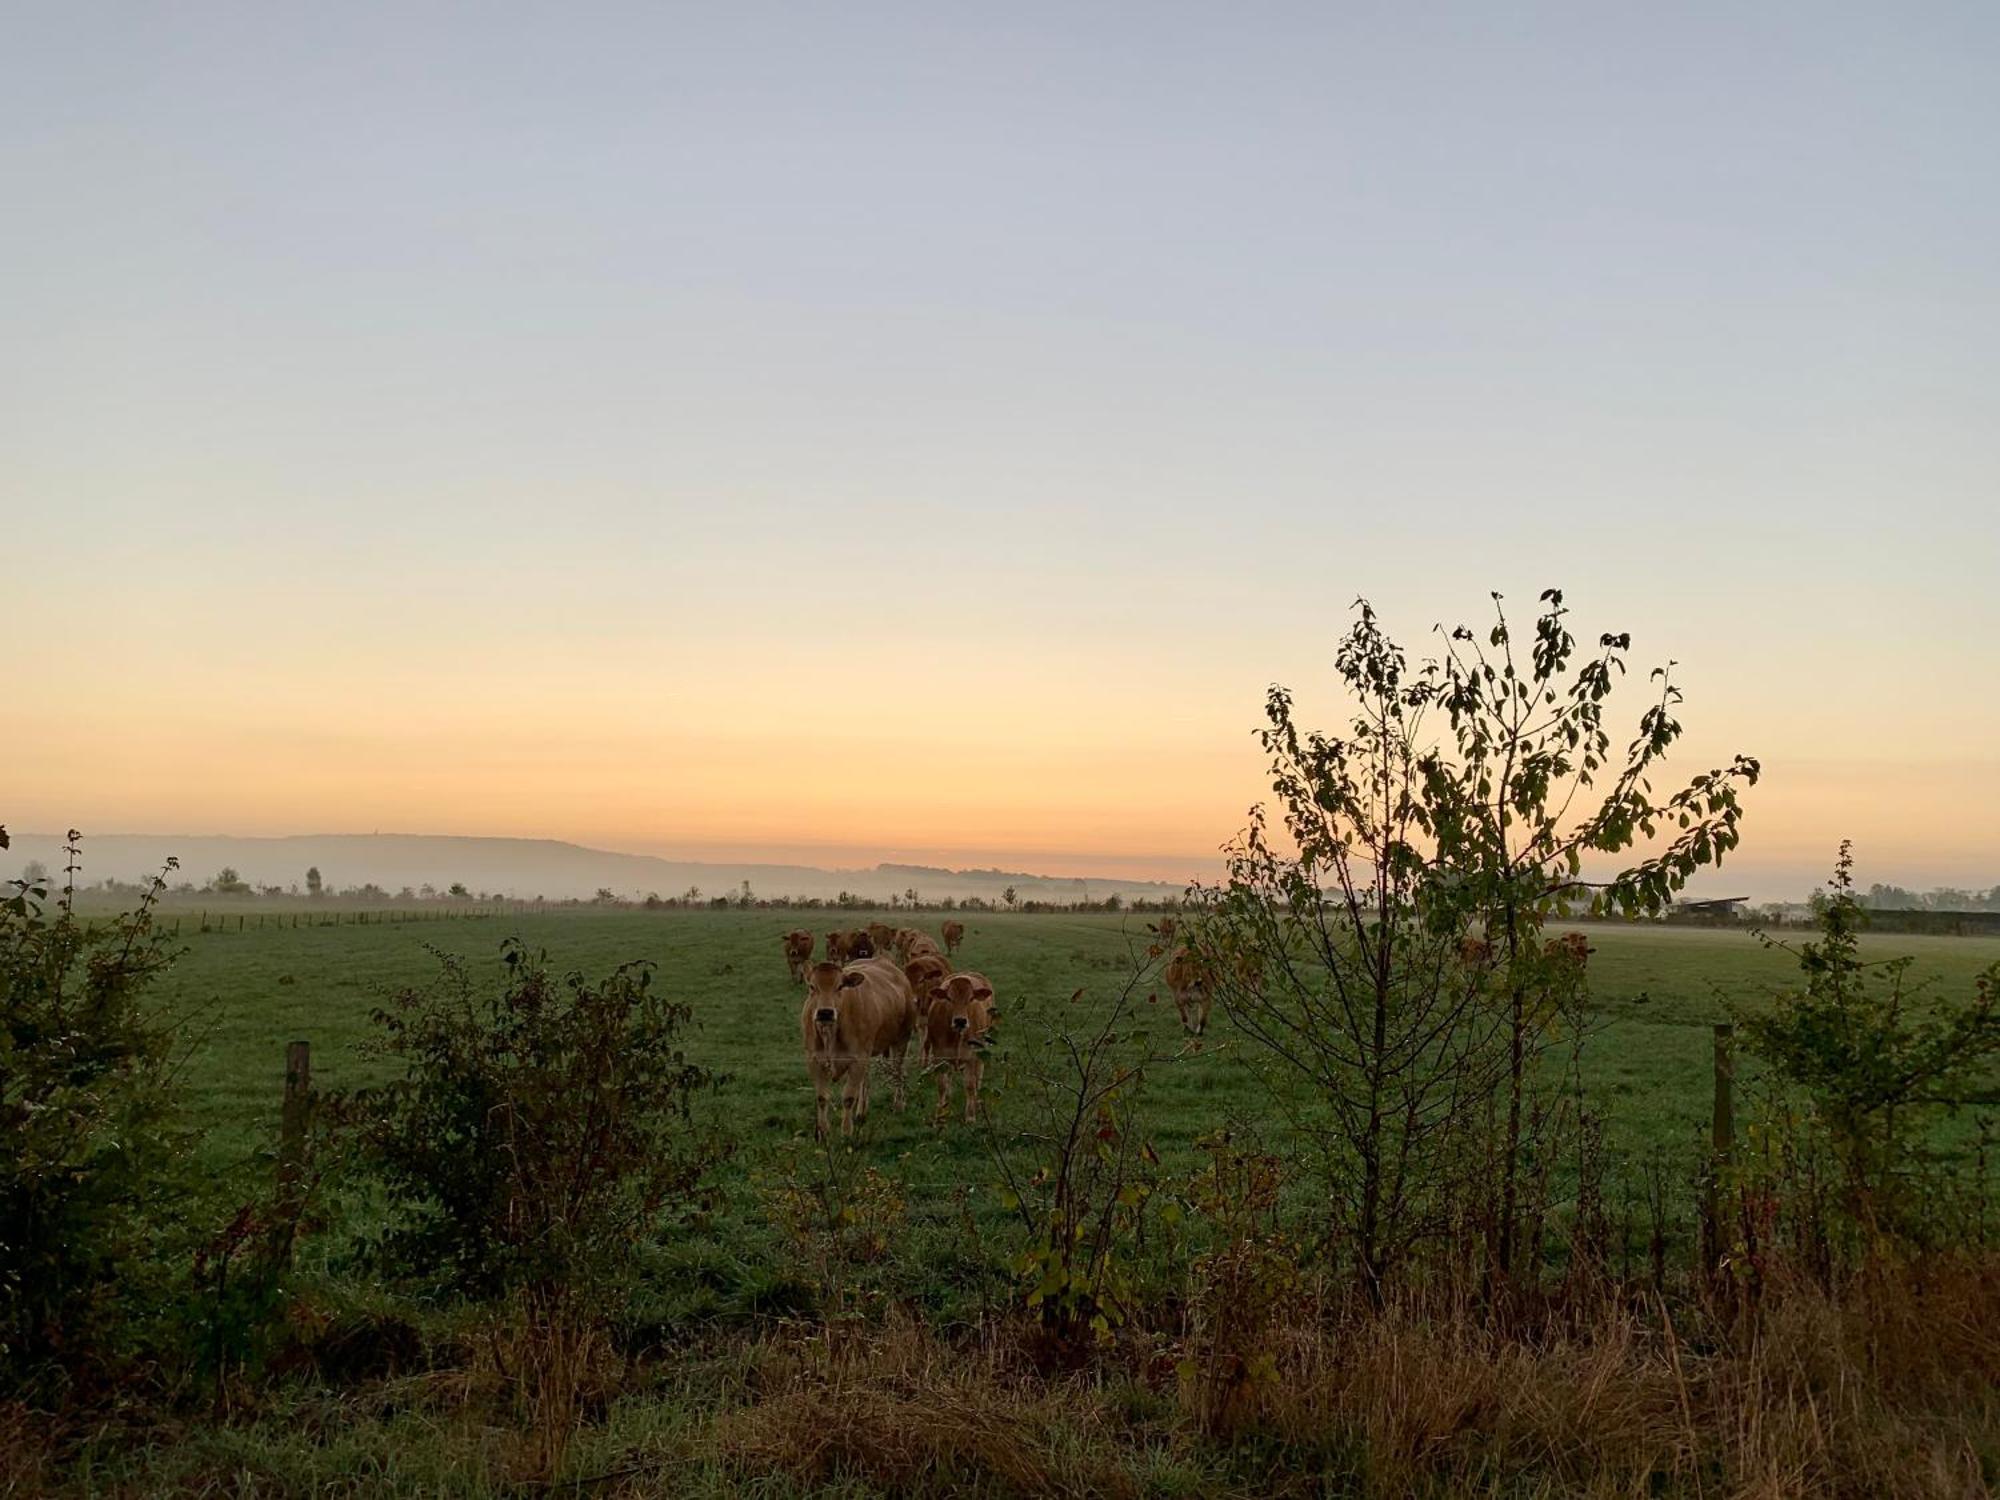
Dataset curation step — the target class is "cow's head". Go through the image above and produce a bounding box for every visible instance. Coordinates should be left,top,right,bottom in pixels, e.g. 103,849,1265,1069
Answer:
805,960,866,1036
905,956,951,1011
928,973,995,1042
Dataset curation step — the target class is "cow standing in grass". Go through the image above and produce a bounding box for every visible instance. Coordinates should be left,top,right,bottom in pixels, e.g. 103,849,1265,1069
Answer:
919,971,996,1123
800,958,917,1138
782,929,814,983
902,953,952,1055
941,919,965,955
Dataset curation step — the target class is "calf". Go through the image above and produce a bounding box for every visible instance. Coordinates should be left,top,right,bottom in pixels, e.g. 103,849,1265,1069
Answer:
941,919,965,955
866,921,897,958
782,929,815,983
920,971,996,1124
800,958,917,1138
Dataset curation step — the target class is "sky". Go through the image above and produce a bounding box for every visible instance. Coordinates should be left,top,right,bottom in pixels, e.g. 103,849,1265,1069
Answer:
4,3,1996,900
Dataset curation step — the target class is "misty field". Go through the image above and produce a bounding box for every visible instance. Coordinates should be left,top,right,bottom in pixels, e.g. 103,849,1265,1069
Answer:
154,909,2000,1318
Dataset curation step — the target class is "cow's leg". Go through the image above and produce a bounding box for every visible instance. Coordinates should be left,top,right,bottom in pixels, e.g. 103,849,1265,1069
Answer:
963,1058,982,1122
850,1065,870,1131
813,1066,831,1140
841,1067,862,1136
934,1065,952,1122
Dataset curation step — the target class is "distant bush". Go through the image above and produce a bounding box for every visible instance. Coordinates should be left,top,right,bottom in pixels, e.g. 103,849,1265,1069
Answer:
0,834,187,1390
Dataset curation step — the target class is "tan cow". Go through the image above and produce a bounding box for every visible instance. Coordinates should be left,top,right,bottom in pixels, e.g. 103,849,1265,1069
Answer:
902,954,952,1054
1458,935,1495,967
800,958,918,1138
1544,931,1592,967
866,921,897,958
920,971,996,1123
941,919,965,955
1163,947,1211,1035
826,929,874,964
782,928,815,982
905,932,943,962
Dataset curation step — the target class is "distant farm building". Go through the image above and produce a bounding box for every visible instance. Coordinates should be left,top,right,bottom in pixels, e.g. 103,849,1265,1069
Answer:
1668,896,1751,922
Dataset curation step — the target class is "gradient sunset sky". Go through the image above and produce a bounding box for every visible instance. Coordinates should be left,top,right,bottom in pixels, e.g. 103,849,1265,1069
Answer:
5,4,1996,898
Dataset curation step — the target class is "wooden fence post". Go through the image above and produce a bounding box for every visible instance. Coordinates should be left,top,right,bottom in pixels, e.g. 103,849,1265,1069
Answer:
276,1040,312,1265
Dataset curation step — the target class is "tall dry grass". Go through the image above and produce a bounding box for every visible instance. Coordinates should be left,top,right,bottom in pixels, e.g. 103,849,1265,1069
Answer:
712,1255,2000,1499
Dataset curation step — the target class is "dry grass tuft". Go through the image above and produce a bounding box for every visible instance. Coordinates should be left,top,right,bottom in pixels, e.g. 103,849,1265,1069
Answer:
716,1315,1141,1498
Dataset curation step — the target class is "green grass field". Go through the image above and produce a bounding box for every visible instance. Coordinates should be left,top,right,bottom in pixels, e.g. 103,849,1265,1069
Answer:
149,908,2000,1324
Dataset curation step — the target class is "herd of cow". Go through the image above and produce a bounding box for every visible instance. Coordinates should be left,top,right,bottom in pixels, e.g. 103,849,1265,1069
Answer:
781,917,1594,1138
783,919,992,1138
780,916,1230,1139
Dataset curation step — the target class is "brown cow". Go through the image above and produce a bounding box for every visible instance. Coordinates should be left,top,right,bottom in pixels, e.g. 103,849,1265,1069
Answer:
866,921,897,957
800,958,917,1138
826,929,874,964
905,933,943,962
941,919,965,955
1458,935,1494,966
782,928,815,982
1163,947,1211,1035
1544,931,1593,966
903,953,952,1033
920,971,996,1123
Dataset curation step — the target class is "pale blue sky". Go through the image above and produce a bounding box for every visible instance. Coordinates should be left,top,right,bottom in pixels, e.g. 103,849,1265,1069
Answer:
5,4,1997,896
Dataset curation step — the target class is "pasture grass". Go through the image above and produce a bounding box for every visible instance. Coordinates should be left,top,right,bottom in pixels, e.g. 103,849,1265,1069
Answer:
152,911,2000,1315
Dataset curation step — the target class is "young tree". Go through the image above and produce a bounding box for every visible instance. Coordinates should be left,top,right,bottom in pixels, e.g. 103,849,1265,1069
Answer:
305,866,323,898
210,866,250,896
1420,589,1759,1273
1194,592,1760,1290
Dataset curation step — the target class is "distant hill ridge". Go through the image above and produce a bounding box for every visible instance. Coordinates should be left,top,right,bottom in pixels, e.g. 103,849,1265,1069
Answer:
4,832,1190,904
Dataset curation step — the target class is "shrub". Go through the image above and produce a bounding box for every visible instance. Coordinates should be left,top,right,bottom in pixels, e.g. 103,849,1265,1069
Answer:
987,960,1169,1347
346,942,731,1309
1741,843,2000,1248
0,833,187,1389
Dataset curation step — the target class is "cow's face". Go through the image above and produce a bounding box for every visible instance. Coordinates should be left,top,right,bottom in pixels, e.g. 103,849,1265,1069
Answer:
929,975,994,1042
805,962,866,1037
848,933,875,960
